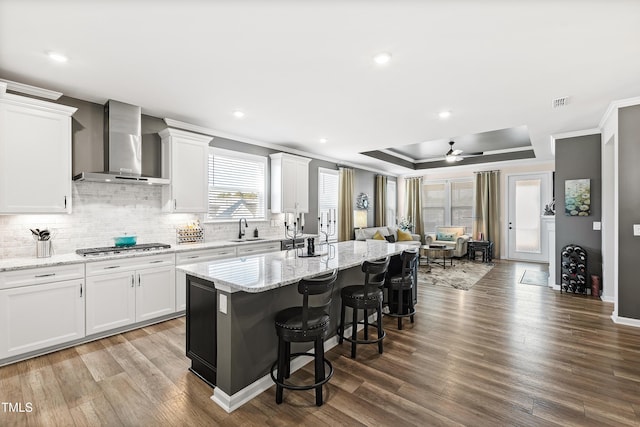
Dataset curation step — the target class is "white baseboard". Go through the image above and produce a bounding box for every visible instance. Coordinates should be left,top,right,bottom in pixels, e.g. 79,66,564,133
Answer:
211,317,374,412
611,314,640,328
600,295,614,303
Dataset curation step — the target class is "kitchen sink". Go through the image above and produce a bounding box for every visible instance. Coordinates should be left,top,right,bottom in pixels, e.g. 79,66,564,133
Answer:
228,238,266,242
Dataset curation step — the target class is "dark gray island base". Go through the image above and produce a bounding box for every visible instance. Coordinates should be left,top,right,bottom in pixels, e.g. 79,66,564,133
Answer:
179,241,417,412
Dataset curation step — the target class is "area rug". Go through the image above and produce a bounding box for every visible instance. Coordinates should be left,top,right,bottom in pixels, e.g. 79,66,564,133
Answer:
519,270,549,286
417,259,494,291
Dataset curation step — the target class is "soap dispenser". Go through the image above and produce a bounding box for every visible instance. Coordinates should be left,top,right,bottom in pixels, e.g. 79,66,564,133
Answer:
253,227,259,238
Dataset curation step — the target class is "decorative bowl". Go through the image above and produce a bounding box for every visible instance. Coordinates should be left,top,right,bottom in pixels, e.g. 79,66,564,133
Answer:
114,235,137,247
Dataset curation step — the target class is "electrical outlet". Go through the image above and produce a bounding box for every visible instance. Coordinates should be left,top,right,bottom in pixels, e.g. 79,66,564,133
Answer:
219,294,228,314
593,221,601,231
634,224,640,236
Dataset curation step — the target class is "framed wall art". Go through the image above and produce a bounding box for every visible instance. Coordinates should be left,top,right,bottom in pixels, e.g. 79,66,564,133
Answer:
564,179,590,216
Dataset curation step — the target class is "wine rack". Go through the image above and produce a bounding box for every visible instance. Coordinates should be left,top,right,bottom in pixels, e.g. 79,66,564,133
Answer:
560,244,587,294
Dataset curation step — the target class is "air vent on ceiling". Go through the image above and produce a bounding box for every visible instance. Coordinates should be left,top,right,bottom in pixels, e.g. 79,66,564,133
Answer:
552,96,569,109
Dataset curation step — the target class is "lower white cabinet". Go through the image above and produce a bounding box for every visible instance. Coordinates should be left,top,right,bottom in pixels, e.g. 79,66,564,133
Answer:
0,275,85,359
175,247,237,311
85,254,175,335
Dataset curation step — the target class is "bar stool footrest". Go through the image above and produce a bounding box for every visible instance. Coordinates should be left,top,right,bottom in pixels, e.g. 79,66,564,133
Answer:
270,352,333,391
340,322,386,345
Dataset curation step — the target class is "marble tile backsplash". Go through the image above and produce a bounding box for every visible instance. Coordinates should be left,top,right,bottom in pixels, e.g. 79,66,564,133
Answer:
0,182,286,259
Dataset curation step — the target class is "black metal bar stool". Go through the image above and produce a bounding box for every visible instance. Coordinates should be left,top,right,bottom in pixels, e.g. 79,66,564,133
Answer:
270,269,338,406
385,248,418,330
338,257,390,358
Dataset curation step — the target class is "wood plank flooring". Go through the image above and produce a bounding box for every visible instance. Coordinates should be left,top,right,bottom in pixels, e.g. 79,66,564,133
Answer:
2,260,640,426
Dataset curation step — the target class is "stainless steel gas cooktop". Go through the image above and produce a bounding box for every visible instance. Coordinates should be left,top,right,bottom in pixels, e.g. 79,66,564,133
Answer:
76,243,171,257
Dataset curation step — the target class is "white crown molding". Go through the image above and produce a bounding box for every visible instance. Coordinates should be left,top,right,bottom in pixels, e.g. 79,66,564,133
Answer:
0,91,77,116
0,79,63,100
163,118,394,176
549,128,600,156
599,96,640,129
550,128,600,141
158,127,213,144
399,157,555,178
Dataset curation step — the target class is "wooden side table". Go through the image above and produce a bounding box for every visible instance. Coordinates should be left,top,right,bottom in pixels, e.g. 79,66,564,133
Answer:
468,240,493,262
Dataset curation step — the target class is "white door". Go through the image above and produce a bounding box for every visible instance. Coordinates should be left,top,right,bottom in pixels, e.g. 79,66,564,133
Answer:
507,173,551,262
0,279,85,359
85,271,136,335
136,266,176,322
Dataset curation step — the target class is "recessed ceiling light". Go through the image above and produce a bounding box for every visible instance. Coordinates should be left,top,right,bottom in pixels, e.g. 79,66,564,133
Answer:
319,138,328,144
373,52,392,65
47,52,68,63
439,111,452,119
233,110,245,118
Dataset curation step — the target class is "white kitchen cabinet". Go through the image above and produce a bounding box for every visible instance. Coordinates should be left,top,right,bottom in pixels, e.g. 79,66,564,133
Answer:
85,270,136,335
0,92,77,214
270,153,311,213
0,265,85,360
160,128,212,213
175,246,237,311
85,254,175,335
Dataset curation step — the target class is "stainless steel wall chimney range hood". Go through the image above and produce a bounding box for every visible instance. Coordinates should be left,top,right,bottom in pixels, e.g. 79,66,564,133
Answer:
73,100,169,185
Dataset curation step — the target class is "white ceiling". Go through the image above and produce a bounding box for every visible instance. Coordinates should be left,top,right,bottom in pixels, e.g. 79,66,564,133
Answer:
1,1,639,175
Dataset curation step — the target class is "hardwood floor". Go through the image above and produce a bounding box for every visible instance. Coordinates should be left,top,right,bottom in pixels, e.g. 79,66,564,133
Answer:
2,260,640,426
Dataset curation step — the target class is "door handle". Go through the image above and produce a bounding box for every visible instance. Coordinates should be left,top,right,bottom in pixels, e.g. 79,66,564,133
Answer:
138,274,141,286
80,283,83,297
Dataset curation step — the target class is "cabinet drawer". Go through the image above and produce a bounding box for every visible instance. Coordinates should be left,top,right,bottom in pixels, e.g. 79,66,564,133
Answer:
86,253,174,276
176,247,237,264
0,263,84,290
236,242,281,256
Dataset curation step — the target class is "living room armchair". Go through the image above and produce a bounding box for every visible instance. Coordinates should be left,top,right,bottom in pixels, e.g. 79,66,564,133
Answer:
425,226,470,257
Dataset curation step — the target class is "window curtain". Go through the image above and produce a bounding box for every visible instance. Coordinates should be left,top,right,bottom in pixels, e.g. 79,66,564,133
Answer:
405,177,424,241
375,175,387,227
473,171,501,258
338,167,354,241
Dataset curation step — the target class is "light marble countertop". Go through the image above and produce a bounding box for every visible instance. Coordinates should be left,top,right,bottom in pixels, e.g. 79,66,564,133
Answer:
0,234,318,272
178,240,415,293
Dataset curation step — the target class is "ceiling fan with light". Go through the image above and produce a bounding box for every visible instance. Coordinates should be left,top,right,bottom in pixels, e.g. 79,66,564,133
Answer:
444,140,483,162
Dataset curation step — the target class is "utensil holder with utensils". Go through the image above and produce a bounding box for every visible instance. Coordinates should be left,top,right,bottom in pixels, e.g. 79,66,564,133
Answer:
30,228,53,258
36,240,52,258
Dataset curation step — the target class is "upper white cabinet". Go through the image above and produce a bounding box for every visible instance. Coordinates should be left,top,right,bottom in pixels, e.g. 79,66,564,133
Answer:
0,91,77,214
160,128,212,213
270,153,311,213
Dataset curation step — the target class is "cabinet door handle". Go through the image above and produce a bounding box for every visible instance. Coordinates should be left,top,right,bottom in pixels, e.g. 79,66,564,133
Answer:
64,196,67,209
174,199,177,210
187,255,199,259
131,274,135,287
80,283,83,298
35,273,55,278
138,274,141,286
105,265,120,269
149,260,164,264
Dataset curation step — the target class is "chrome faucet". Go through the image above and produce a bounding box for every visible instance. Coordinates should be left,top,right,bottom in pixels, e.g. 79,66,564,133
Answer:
238,218,248,239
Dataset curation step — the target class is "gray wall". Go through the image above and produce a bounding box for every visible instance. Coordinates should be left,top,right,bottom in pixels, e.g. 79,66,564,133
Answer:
554,134,602,287
354,169,376,227
618,105,640,319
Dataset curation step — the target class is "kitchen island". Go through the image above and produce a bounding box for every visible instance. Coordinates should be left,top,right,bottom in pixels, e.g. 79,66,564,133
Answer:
177,240,416,412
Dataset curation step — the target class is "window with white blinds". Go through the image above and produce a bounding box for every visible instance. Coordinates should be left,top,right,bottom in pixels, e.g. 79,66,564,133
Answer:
422,179,474,233
207,148,267,221
318,168,339,242
386,180,397,227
